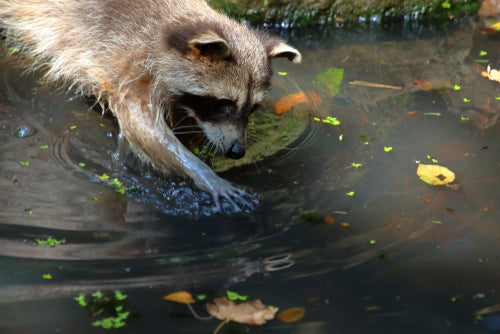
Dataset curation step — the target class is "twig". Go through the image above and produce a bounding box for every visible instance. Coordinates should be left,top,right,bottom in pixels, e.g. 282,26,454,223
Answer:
349,81,402,90
213,319,230,334
186,303,213,321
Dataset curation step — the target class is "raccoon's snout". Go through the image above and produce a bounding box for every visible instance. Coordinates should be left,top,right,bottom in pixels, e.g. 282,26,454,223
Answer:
225,140,245,159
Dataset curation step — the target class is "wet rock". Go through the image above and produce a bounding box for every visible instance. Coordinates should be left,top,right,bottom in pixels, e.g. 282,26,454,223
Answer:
209,0,480,26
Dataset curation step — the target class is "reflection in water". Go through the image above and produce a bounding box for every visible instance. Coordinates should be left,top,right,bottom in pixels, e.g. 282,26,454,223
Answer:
1,20,499,333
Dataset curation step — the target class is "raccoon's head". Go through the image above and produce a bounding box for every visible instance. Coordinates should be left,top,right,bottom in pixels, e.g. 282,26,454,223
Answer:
164,20,301,160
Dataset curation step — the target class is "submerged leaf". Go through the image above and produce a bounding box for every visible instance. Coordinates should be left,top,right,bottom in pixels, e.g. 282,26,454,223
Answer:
278,307,305,323
206,297,278,325
417,164,455,186
315,67,344,98
413,79,433,91
163,291,195,304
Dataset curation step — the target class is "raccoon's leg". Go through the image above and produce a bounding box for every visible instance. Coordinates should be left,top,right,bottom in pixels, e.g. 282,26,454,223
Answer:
109,95,257,212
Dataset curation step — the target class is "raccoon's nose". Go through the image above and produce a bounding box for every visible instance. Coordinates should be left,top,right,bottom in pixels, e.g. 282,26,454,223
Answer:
226,140,245,159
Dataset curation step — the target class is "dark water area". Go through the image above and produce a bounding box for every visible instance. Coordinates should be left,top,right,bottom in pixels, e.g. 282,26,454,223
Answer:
1,19,499,334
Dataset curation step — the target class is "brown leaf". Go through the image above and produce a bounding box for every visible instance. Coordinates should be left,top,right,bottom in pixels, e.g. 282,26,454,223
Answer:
278,307,305,323
163,291,195,304
206,297,278,325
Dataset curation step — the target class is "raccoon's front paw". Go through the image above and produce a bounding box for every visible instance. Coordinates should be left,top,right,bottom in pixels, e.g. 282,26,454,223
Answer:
198,176,260,213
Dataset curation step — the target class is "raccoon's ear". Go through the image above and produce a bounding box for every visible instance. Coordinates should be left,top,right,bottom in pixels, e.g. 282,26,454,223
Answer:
268,41,302,63
188,30,231,61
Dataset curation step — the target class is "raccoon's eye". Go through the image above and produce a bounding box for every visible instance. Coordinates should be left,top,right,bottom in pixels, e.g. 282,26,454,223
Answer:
217,99,236,114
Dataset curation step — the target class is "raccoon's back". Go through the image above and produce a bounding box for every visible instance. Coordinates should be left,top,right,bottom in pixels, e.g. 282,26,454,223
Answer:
0,0,208,91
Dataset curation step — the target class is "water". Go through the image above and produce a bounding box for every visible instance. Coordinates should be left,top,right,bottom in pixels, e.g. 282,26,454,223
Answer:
1,19,499,333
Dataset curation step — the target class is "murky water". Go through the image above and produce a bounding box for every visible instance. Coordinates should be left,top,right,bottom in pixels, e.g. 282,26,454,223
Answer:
1,19,499,333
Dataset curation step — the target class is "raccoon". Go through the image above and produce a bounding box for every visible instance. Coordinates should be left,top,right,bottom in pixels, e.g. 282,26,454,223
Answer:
0,0,301,211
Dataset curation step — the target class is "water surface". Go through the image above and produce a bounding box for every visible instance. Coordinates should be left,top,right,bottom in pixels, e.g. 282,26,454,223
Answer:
0,19,499,333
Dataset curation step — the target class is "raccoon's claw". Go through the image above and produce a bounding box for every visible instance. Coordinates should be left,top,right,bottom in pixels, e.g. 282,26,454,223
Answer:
200,177,259,213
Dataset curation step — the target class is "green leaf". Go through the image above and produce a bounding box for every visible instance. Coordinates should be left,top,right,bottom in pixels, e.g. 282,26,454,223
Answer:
92,291,103,299
197,294,207,301
383,146,393,152
278,71,287,76
452,85,461,90
463,98,471,103
352,163,363,168
370,240,376,244
431,220,442,224
479,50,487,56
78,162,86,167
43,274,53,280
74,295,87,307
227,291,247,301
115,291,127,300
441,1,451,8
69,125,77,130
19,161,30,166
39,145,49,149
346,191,355,197
315,67,344,98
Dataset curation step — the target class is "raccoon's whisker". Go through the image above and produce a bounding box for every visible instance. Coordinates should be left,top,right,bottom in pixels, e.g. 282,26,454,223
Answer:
172,124,201,131
172,130,204,135
172,115,192,129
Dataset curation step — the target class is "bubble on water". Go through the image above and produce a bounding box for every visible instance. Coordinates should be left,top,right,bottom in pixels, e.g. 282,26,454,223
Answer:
13,125,37,138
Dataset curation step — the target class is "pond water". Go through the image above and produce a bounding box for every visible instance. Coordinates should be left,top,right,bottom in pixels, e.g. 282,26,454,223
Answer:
1,19,499,334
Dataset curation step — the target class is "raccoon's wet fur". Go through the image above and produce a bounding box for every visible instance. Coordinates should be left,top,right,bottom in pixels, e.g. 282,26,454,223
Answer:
0,0,301,211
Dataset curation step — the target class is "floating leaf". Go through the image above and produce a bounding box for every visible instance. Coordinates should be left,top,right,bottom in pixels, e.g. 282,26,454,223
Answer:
39,145,49,149
163,291,195,304
277,307,305,323
452,85,461,91
417,164,455,186
115,291,127,301
384,146,393,152
482,65,500,83
43,274,53,280
37,237,65,247
314,116,340,126
315,67,344,98
19,161,30,166
227,291,247,301
206,297,278,325
346,191,355,197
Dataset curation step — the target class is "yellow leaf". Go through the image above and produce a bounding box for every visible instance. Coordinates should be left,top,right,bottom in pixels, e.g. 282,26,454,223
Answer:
417,164,455,186
163,291,195,304
277,307,306,323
